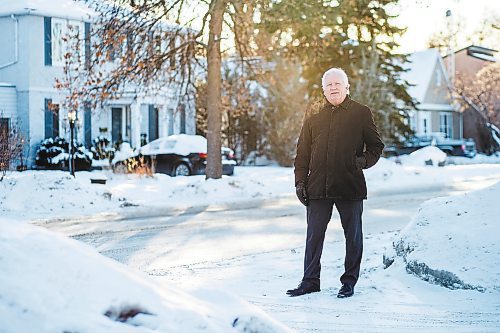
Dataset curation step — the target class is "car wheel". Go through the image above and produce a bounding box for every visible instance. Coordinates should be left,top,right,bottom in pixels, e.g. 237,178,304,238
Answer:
173,163,190,176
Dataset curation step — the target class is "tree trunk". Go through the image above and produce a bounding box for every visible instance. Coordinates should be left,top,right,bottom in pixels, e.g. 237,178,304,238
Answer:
206,0,226,179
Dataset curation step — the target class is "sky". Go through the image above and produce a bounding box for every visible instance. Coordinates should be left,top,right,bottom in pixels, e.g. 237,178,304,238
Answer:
392,0,500,53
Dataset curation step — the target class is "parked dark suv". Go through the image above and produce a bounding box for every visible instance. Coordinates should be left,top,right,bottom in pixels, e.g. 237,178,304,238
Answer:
384,133,477,158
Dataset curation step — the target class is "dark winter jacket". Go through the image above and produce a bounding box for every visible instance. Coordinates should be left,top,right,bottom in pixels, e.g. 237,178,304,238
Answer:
294,97,384,200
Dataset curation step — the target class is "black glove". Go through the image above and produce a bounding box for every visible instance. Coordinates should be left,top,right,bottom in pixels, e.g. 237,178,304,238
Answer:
355,156,366,170
295,180,308,206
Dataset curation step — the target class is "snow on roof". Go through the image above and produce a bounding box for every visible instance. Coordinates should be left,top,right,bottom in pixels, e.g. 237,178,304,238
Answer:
0,0,94,21
469,52,497,62
0,82,15,87
400,49,442,103
416,103,454,111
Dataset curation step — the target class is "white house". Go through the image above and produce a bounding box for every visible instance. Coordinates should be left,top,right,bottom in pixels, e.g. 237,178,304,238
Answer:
0,0,196,168
402,48,462,139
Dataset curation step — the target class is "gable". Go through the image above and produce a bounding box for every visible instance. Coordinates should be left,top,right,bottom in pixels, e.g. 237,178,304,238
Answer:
422,59,451,105
401,48,452,106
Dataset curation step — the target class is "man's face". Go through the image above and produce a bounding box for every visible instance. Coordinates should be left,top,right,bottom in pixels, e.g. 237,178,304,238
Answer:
322,72,349,106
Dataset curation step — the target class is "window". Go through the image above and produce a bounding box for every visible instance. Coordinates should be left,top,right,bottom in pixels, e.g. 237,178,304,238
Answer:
407,111,416,132
148,105,159,141
44,99,60,138
125,106,132,140
435,69,442,87
51,18,65,66
179,104,186,134
423,119,428,134
111,107,122,143
167,108,174,135
67,22,82,60
45,17,85,67
440,113,453,138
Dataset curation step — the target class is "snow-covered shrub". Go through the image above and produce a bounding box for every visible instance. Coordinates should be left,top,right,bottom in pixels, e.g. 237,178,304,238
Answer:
90,136,115,161
35,137,92,171
35,137,68,169
73,143,93,171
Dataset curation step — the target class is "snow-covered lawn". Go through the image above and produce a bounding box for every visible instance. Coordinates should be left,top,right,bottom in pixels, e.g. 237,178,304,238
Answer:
1,150,500,332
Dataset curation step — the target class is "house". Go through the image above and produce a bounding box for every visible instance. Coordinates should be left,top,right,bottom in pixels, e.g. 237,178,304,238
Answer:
401,48,462,140
444,45,497,80
0,0,196,168
443,45,498,153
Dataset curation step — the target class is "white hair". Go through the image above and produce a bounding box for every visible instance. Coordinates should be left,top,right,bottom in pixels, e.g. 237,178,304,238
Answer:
321,67,349,87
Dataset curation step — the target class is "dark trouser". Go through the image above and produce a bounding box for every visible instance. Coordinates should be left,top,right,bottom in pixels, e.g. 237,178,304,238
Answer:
302,198,363,287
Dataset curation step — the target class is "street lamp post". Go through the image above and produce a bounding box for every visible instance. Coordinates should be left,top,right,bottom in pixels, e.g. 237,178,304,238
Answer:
68,110,77,177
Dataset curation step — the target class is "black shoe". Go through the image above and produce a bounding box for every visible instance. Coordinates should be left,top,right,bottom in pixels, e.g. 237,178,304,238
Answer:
337,283,354,298
286,281,320,297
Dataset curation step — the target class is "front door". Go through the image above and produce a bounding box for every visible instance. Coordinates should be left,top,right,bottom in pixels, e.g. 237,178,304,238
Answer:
111,107,123,144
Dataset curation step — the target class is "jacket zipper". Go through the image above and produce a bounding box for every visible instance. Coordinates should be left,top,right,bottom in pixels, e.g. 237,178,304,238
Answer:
325,108,334,197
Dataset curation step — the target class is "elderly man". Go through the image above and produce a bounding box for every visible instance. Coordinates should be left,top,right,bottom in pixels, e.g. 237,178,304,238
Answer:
287,67,384,298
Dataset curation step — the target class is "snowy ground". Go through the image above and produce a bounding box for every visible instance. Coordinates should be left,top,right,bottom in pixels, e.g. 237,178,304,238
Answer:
1,149,500,332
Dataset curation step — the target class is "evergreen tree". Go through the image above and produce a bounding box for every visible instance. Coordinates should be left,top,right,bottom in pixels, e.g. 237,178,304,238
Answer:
258,0,414,143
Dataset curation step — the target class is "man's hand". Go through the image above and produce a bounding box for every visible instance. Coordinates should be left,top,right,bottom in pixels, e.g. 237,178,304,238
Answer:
296,180,308,206
354,156,366,170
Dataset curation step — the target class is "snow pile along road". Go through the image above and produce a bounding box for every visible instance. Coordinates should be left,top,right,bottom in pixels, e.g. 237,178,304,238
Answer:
0,220,293,333
397,146,447,166
386,181,500,292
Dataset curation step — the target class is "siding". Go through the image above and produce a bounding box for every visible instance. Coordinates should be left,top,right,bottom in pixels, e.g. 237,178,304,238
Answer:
0,84,17,119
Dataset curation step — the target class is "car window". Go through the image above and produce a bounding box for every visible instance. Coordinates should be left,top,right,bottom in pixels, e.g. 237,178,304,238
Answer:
161,139,177,151
147,141,161,151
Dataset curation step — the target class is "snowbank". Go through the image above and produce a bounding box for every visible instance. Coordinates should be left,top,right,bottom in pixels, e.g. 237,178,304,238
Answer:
3,161,500,221
386,181,500,292
448,152,500,165
112,142,138,164
0,219,292,333
396,146,447,166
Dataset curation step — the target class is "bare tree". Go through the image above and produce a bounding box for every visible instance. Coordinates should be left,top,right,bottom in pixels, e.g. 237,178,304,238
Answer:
82,0,264,179
453,63,500,153
0,118,26,181
196,59,266,164
53,23,96,176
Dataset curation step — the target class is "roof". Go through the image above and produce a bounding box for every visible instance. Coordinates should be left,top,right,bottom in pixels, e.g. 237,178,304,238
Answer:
400,48,447,103
0,0,94,21
443,45,497,62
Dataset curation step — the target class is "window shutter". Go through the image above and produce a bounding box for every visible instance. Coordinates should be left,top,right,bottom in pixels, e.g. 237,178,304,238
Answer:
44,17,52,66
84,22,91,70
84,104,92,147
